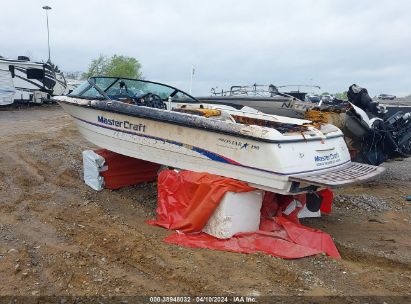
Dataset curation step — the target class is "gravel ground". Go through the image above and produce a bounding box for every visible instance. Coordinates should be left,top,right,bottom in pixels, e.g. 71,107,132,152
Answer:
380,158,411,182
334,194,391,212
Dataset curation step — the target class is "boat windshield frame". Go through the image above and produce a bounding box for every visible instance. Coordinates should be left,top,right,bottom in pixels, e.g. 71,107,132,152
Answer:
68,76,200,103
210,84,322,101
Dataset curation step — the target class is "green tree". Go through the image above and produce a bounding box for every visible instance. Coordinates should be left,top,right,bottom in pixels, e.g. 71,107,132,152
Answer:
83,54,142,79
335,91,348,100
82,54,108,78
105,55,142,78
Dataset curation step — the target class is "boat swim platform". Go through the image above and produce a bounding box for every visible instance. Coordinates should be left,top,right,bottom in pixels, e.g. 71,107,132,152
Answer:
289,162,385,188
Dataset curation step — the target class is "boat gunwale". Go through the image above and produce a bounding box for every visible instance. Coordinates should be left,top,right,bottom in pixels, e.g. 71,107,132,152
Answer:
56,97,344,144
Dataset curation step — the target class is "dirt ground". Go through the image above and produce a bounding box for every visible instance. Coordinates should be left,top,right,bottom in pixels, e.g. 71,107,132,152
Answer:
0,105,410,300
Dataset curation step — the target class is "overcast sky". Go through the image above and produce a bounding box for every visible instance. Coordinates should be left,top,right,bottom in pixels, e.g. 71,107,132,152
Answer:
1,0,410,96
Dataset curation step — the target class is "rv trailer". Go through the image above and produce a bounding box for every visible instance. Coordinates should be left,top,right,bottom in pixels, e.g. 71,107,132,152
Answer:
0,56,57,105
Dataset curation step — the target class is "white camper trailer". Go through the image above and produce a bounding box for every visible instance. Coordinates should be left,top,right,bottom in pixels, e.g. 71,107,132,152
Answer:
0,56,57,104
0,69,16,105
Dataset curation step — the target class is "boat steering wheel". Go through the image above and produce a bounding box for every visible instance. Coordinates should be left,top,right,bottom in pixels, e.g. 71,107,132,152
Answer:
134,92,166,109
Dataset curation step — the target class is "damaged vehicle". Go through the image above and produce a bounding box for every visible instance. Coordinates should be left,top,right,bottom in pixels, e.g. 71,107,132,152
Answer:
54,77,384,195
305,84,411,165
342,84,411,165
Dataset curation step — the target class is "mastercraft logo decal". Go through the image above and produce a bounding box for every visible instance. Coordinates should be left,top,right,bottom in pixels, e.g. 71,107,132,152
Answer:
314,152,340,166
97,115,146,132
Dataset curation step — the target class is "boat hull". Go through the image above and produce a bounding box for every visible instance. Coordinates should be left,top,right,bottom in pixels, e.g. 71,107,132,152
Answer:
58,99,361,194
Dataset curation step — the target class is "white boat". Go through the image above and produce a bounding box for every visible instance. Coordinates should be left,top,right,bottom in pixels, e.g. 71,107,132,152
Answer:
196,83,321,118
65,78,83,94
54,77,384,195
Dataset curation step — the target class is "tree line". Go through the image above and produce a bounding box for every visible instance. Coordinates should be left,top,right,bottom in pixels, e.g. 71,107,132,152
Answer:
62,54,143,80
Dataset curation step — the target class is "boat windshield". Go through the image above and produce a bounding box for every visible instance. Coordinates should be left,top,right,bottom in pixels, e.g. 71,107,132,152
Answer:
69,77,198,103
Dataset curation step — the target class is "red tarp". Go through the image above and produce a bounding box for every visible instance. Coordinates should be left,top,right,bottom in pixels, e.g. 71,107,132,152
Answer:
149,170,255,232
149,170,340,259
95,149,161,190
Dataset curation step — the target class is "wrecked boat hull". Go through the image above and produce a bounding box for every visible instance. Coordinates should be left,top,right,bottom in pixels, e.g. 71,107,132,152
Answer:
57,96,384,194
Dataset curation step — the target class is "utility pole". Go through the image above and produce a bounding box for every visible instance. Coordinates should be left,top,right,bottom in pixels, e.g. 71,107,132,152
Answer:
42,5,52,62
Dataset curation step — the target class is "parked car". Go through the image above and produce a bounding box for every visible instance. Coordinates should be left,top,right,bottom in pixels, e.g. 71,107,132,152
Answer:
378,94,396,100
321,94,333,103
305,94,321,103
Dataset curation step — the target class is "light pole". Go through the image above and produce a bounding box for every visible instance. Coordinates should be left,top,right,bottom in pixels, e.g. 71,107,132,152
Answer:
189,65,195,94
42,5,52,62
